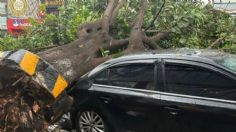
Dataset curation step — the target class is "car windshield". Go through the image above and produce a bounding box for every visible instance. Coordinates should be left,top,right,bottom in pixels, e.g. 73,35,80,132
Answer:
206,53,236,73
218,56,236,72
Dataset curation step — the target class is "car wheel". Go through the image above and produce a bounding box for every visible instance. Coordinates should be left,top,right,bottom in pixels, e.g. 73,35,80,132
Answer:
76,109,109,132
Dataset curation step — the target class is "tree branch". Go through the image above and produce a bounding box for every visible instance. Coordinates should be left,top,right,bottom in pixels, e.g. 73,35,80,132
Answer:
111,0,127,26
142,31,170,50
102,38,129,51
148,31,170,41
143,35,162,50
126,0,148,53
77,20,102,38
102,0,119,34
208,38,224,49
133,0,148,30
145,0,166,31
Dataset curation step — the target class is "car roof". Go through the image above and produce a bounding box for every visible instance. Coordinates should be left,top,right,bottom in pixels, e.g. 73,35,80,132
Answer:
103,48,223,65
87,49,235,77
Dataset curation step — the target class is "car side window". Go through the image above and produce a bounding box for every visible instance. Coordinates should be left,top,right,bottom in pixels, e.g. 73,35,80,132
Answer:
165,64,236,100
109,64,154,90
94,69,109,85
94,64,155,90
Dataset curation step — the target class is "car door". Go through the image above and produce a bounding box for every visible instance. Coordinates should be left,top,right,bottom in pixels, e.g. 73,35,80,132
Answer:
91,60,167,132
160,59,236,132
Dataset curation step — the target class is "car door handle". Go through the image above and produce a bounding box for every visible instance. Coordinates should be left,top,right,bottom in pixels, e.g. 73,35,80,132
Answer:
164,106,180,111
99,96,112,103
164,106,180,115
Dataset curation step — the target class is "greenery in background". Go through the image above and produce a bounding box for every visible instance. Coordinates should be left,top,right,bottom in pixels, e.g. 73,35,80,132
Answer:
1,0,236,53
0,0,101,51
114,0,236,53
154,1,236,53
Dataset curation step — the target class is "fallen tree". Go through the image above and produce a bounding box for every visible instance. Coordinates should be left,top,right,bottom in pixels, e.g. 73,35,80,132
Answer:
37,0,169,84
0,0,236,131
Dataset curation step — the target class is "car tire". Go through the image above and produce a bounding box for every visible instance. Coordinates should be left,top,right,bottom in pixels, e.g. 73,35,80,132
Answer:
76,108,110,132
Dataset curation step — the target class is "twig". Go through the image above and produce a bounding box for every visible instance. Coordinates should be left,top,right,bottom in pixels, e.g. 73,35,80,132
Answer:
224,1,231,12
207,38,224,49
145,0,166,31
12,75,26,87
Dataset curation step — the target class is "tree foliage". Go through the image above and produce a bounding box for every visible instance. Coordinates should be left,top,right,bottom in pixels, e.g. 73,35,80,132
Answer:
0,0,236,53
114,0,236,53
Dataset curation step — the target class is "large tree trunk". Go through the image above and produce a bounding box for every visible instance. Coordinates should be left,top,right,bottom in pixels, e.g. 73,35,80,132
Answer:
0,0,170,131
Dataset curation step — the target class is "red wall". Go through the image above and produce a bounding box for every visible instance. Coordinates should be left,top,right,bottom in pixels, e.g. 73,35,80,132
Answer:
7,18,31,34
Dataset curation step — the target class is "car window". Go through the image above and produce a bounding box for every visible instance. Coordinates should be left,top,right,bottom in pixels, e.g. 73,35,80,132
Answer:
94,64,155,90
165,64,236,100
94,69,109,85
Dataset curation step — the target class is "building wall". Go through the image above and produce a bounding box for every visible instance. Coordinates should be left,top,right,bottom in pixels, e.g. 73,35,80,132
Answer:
198,0,236,15
7,0,40,18
0,1,7,30
213,0,236,11
5,0,65,34
6,0,41,33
